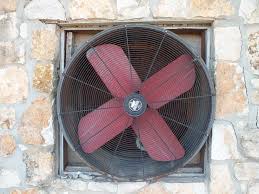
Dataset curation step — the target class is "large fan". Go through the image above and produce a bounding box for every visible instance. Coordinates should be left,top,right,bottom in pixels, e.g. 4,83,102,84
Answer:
57,24,215,180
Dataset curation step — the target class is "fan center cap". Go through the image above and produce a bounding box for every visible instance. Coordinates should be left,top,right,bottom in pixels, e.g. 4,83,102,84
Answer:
124,93,147,117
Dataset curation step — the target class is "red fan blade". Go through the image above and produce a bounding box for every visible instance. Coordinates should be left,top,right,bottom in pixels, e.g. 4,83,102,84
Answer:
86,44,141,98
78,99,133,153
140,55,195,109
132,109,185,161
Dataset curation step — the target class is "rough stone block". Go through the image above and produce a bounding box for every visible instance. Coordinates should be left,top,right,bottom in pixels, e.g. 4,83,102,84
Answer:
18,97,52,145
248,183,259,194
88,182,117,193
214,27,241,61
118,182,146,194
0,107,15,129
24,0,65,20
163,183,206,194
118,0,150,19
239,0,259,24
0,0,16,12
234,162,259,180
151,0,188,18
0,13,18,41
0,133,16,157
215,63,248,118
69,0,116,20
23,148,54,185
210,164,237,194
190,0,235,17
138,183,169,194
0,41,25,65
240,128,259,158
0,65,28,104
33,64,53,93
31,29,57,61
248,31,259,74
211,122,240,160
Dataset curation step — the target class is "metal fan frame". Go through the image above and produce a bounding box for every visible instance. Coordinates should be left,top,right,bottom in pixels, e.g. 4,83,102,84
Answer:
56,23,216,181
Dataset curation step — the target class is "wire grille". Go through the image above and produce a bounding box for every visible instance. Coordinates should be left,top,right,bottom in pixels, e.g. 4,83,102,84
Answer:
57,24,215,181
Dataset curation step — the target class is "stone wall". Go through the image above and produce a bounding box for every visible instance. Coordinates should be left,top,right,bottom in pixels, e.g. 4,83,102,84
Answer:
0,0,259,193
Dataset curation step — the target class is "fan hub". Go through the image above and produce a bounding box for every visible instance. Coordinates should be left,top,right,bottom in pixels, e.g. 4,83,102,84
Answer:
124,93,147,117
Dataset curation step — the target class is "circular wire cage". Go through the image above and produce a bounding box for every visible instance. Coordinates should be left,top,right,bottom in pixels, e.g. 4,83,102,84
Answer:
57,24,215,181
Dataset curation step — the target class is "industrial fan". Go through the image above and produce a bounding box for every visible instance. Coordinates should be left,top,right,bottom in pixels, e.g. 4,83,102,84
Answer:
57,24,215,180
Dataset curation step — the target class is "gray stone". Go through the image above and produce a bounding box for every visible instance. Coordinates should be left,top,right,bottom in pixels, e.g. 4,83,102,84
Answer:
88,182,117,193
151,0,188,18
24,0,65,20
23,148,54,185
0,107,15,129
0,65,28,104
234,162,259,180
0,169,20,188
210,164,237,194
251,90,259,104
239,0,259,24
69,0,116,20
211,122,240,160
0,13,18,41
248,183,259,194
0,41,25,65
163,183,206,194
240,128,259,158
117,0,150,19
214,27,241,61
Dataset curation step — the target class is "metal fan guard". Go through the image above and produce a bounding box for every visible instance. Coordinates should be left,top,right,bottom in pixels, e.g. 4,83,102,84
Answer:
57,24,215,181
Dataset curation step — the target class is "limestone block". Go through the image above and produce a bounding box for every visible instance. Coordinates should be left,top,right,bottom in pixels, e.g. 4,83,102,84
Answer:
240,128,259,158
24,0,65,20
0,133,16,157
248,31,259,74
69,0,116,20
234,162,259,180
18,97,52,145
214,27,241,61
0,13,18,41
33,64,53,93
210,164,237,194
88,182,117,193
151,0,188,18
239,0,259,24
0,107,15,129
31,29,57,61
211,122,240,160
138,183,169,194
0,65,28,104
0,0,16,12
0,41,25,65
248,183,259,194
190,0,235,17
163,183,206,194
215,63,248,118
23,148,54,185
117,0,150,19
